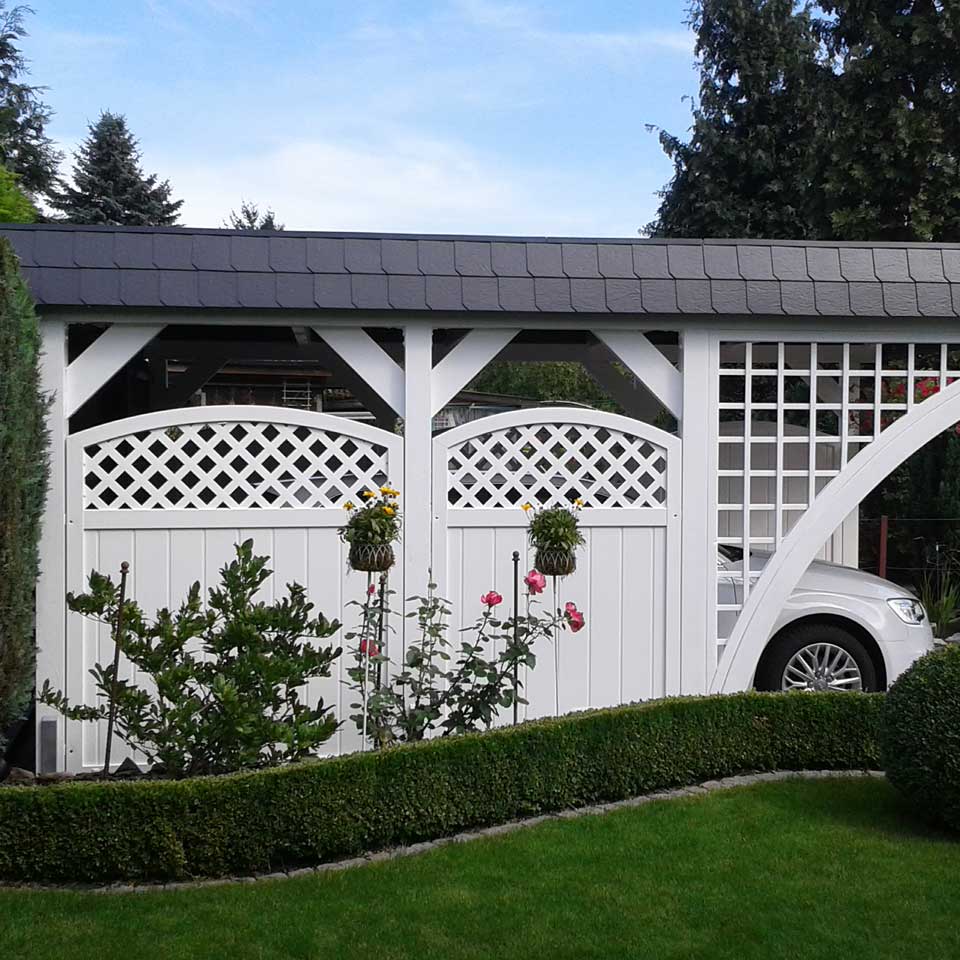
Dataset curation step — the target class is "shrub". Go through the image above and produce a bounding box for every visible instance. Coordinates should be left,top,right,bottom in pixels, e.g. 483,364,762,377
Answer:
39,541,342,776
881,645,960,830
344,581,583,747
0,691,882,883
0,237,48,759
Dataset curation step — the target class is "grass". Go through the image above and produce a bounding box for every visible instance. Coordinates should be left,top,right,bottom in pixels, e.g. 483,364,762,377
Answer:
2,777,958,960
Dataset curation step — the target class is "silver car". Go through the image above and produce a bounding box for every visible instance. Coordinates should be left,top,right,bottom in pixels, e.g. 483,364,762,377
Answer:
718,546,935,692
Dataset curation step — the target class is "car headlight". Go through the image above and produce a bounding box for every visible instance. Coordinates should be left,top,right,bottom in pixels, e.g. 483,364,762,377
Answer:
887,598,927,625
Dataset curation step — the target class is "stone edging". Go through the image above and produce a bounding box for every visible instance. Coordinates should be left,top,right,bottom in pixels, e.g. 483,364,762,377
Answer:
3,769,883,895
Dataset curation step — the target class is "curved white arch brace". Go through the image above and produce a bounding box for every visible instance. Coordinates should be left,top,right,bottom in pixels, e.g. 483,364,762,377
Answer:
712,379,960,693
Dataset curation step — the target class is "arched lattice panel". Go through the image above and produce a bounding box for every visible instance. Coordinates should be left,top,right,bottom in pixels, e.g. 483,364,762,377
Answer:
79,413,397,511
444,420,669,510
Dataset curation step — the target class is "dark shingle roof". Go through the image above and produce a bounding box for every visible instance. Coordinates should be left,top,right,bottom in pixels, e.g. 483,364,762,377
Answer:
4,224,960,317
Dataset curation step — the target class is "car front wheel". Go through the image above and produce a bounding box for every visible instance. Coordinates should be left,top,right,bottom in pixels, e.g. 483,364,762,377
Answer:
754,623,878,692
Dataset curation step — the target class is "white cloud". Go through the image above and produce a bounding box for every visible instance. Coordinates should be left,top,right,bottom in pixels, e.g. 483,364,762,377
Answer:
164,135,653,237
453,0,694,59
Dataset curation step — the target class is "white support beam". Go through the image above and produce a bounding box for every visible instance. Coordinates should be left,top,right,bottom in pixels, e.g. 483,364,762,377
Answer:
313,326,405,416
678,330,718,694
430,328,515,415
65,323,164,418
594,330,683,420
402,322,433,607
36,319,68,771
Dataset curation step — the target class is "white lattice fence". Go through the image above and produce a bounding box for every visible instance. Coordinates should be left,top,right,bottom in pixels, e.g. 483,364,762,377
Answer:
715,339,960,653
81,418,393,511
445,420,668,510
64,406,403,771
434,408,682,720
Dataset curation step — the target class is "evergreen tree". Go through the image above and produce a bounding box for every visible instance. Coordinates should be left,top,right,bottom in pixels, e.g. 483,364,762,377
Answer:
647,0,830,239
819,0,960,242
0,237,48,758
648,0,960,243
0,165,36,222
0,3,60,196
49,112,183,225
226,199,283,231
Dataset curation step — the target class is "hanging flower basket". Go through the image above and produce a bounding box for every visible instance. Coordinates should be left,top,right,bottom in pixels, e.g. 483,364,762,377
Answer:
349,542,395,573
535,548,576,577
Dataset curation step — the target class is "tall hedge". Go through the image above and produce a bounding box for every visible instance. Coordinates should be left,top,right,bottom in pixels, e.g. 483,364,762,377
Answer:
0,692,883,884
0,237,48,758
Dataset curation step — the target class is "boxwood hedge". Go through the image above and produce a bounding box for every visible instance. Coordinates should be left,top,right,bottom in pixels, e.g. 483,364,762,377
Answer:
0,692,882,884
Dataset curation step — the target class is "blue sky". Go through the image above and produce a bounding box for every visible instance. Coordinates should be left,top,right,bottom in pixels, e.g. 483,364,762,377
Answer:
27,1,699,235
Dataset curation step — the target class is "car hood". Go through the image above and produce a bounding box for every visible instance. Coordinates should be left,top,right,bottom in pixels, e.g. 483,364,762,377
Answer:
736,552,916,601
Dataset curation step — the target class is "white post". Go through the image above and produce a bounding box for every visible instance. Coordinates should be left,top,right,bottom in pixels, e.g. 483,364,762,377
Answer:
402,323,433,605
679,329,718,694
36,318,68,771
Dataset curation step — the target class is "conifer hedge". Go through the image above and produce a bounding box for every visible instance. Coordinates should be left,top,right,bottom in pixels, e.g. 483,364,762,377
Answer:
0,236,48,758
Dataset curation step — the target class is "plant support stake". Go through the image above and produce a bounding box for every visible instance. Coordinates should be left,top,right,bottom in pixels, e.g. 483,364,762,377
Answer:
103,560,129,776
512,550,520,725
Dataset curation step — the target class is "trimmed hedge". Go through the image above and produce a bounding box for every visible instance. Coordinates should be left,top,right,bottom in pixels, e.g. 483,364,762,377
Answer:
0,692,883,883
882,645,960,831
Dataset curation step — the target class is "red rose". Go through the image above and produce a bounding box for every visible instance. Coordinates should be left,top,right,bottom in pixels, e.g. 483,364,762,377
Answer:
481,591,503,607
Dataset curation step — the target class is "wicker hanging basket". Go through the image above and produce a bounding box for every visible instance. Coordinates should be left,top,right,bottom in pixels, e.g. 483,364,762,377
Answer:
349,542,396,573
535,548,577,577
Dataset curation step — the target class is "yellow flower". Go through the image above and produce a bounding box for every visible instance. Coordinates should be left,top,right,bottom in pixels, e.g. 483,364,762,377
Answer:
380,485,392,495
343,501,355,511
362,490,376,498
521,502,532,512
574,498,584,507
382,505,395,516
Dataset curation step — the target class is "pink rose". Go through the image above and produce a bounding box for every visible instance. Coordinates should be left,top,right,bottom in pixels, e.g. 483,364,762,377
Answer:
564,602,585,633
367,583,377,597
524,570,546,595
360,638,380,657
481,591,503,607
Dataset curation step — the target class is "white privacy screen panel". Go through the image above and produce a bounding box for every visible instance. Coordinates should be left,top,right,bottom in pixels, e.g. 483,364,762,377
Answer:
715,340,960,648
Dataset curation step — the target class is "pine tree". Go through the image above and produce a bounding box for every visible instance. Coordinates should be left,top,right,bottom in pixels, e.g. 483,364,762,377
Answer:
647,0,830,239
49,112,183,225
0,3,61,196
226,199,283,231
647,0,960,243
0,237,48,758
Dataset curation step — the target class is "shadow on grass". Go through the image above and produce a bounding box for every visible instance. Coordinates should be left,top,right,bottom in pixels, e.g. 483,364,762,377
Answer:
747,775,959,846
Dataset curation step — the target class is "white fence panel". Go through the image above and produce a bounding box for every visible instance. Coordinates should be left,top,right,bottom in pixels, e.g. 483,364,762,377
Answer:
433,408,681,721
65,406,402,771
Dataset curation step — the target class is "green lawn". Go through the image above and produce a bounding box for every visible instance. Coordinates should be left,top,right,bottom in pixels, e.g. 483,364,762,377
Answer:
2,777,958,960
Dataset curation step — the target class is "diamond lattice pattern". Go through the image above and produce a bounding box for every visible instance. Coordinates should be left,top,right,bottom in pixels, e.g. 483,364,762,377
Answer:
446,422,667,509
82,420,393,510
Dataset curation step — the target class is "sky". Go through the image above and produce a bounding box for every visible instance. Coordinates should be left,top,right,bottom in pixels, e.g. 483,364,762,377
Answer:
26,0,699,236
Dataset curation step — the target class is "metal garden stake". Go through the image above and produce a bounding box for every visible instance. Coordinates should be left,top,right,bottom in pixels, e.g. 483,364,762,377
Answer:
103,560,129,777
512,550,520,725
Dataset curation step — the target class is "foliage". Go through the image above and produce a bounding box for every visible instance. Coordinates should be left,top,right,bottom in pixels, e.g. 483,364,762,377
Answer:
0,236,47,756
338,485,401,545
647,0,829,239
344,580,582,747
648,1,960,243
882,645,960,831
0,691,882,882
918,570,960,640
0,3,60,195
469,360,620,412
48,112,183,225
39,541,341,777
524,500,585,552
225,199,284,231
0,165,35,221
